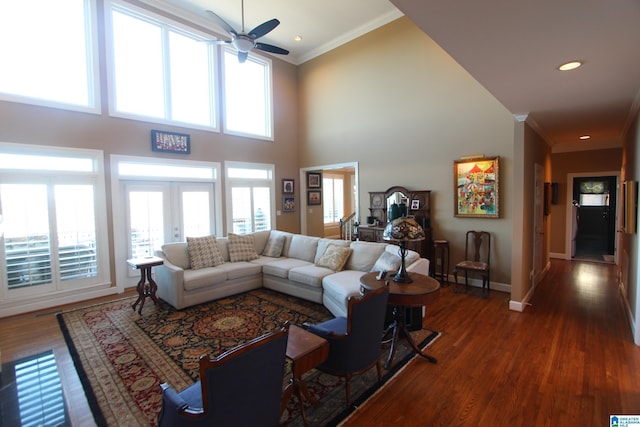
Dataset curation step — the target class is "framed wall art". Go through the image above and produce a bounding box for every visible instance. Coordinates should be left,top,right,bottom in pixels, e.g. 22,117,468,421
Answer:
151,130,190,154
307,172,322,188
454,156,500,218
624,180,637,234
283,179,294,194
307,190,322,206
283,196,295,212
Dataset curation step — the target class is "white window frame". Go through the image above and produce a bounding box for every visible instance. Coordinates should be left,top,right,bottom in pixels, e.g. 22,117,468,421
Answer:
224,161,275,233
111,155,222,291
323,173,345,225
0,143,111,317
221,47,274,141
104,0,219,131
0,0,100,114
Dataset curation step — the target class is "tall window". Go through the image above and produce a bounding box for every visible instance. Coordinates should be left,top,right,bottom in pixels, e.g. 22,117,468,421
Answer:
0,0,98,112
107,1,217,129
225,162,274,233
323,174,344,224
222,48,273,140
0,144,109,298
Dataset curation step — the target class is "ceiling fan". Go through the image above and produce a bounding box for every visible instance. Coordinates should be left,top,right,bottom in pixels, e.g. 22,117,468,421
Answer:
206,0,289,63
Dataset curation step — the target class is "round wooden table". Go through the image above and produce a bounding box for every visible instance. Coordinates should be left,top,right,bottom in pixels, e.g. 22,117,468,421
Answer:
360,271,440,368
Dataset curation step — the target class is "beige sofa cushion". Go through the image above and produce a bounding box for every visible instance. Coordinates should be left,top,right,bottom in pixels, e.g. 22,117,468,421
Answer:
161,242,190,269
315,244,352,271
217,261,262,280
187,235,225,269
262,258,312,279
262,233,286,257
288,235,320,262
252,230,271,254
345,241,387,272
183,267,227,291
288,264,335,288
314,238,351,263
228,233,259,262
381,244,420,266
371,250,402,273
271,230,294,257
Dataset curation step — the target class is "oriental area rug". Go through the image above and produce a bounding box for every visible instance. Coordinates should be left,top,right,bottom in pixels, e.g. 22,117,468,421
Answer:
57,289,439,427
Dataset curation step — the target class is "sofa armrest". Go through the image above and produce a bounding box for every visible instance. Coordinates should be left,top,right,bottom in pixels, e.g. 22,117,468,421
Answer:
407,258,430,276
154,251,185,309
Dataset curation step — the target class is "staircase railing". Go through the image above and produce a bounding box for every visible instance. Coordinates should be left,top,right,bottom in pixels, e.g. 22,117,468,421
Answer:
339,212,358,241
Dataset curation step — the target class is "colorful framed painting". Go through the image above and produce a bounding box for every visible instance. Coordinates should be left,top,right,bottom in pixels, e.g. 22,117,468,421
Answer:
283,196,295,212
454,156,500,218
151,130,190,154
307,190,322,206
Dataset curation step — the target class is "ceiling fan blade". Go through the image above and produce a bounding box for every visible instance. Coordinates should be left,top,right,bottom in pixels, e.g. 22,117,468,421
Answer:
255,42,289,55
238,51,249,63
248,19,280,39
206,10,237,36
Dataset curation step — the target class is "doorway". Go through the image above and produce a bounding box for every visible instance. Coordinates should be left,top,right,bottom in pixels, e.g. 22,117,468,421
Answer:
569,174,618,263
300,162,358,237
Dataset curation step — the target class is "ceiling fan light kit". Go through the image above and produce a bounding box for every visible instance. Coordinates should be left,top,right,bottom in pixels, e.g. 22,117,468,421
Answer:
206,0,289,63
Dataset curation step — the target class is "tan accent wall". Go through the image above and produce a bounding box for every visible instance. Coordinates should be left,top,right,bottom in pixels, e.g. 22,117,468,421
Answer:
298,17,515,286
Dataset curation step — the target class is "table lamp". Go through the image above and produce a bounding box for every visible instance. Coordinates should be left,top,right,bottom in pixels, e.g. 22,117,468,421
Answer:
382,216,425,283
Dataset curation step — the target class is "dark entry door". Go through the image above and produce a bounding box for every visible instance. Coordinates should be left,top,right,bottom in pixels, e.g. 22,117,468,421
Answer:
572,176,616,260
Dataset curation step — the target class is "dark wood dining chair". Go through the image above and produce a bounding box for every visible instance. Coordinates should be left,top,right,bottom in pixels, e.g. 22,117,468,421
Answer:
453,231,491,297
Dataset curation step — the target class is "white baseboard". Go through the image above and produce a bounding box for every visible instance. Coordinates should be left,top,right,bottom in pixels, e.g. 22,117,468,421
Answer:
549,252,569,259
446,275,510,293
0,285,118,318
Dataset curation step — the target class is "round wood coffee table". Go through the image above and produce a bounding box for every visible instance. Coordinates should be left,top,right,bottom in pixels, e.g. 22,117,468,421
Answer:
360,271,440,368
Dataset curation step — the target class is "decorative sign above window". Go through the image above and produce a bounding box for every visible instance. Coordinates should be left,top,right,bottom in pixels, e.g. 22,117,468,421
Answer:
151,130,190,154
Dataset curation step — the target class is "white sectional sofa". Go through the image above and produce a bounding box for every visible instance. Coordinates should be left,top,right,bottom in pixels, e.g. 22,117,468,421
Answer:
154,229,430,317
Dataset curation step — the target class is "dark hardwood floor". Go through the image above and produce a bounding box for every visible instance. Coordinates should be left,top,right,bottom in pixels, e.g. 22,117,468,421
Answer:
344,259,640,426
1,259,638,426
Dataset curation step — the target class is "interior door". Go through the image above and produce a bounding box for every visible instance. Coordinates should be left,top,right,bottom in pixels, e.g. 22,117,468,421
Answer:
572,176,616,260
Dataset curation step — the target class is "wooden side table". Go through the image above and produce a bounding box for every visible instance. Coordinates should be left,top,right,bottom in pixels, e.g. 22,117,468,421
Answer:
360,271,440,368
281,324,329,426
127,256,164,314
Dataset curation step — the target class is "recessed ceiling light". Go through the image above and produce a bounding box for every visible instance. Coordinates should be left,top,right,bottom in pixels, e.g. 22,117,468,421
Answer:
558,61,583,71
579,135,591,140
294,35,302,42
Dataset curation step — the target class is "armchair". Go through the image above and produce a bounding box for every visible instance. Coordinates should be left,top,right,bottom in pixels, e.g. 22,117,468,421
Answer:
304,286,389,406
158,322,290,427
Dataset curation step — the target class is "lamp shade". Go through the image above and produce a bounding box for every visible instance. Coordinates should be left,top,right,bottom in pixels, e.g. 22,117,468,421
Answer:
383,216,425,242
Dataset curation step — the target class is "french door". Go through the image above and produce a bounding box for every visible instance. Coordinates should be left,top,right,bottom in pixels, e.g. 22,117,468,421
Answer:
123,181,215,276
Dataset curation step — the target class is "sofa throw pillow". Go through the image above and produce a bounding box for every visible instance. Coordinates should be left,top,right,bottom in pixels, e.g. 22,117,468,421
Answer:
187,235,225,270
315,244,353,272
262,233,285,258
371,250,402,273
228,233,260,262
